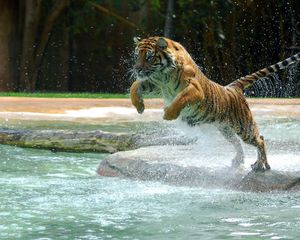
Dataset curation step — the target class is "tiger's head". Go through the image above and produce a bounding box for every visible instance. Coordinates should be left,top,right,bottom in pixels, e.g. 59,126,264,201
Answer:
132,36,176,81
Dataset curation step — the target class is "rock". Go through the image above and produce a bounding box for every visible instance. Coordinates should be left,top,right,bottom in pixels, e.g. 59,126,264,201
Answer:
98,145,300,192
0,129,132,153
238,170,300,192
2,127,299,192
0,128,192,153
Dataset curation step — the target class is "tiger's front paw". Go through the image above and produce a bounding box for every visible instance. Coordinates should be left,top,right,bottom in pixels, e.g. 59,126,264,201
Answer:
136,102,145,114
133,101,145,114
163,107,179,120
131,96,145,114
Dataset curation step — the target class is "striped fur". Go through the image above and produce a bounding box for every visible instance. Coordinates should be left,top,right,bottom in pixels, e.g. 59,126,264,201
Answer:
130,37,299,171
228,52,300,90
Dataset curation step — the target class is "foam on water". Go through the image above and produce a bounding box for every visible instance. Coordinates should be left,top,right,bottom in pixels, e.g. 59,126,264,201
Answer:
65,107,161,117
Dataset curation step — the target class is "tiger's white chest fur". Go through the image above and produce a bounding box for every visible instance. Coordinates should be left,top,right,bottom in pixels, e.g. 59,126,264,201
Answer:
147,71,178,106
146,70,201,124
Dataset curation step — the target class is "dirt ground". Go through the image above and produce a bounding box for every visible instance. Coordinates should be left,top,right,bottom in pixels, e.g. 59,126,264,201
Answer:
0,97,299,119
0,97,162,113
0,97,300,113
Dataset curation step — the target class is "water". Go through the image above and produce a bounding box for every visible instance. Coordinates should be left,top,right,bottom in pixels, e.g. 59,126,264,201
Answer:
1,146,300,240
0,117,300,239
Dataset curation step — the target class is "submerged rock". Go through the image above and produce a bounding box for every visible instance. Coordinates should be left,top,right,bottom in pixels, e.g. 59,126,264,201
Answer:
98,145,300,192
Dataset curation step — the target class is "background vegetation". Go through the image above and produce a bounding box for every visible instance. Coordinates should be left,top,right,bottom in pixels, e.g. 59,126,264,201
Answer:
0,0,299,97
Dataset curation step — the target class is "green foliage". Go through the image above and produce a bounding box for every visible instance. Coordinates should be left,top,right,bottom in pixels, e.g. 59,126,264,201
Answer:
149,0,161,10
3,0,298,96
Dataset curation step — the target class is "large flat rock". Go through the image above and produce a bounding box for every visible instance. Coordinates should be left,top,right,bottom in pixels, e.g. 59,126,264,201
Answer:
98,145,300,192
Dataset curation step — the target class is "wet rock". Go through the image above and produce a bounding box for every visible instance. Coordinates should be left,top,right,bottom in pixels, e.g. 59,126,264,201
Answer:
0,128,191,153
0,129,132,153
237,171,300,192
98,146,300,192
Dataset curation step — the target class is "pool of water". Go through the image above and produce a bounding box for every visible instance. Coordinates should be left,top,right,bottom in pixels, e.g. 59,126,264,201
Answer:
0,116,300,239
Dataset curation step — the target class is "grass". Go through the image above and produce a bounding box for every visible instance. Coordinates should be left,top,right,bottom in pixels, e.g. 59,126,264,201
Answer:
0,92,129,98
0,92,160,99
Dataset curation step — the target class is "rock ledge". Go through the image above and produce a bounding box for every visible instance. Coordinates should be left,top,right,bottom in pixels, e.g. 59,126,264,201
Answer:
98,146,300,192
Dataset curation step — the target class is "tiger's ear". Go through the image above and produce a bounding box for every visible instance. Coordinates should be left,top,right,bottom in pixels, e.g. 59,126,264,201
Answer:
156,37,168,50
133,36,141,44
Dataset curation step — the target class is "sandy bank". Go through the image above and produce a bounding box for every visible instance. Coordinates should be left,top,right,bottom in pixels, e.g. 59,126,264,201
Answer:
0,97,299,120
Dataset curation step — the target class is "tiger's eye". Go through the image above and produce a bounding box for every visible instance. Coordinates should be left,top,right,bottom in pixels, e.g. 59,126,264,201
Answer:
146,51,155,61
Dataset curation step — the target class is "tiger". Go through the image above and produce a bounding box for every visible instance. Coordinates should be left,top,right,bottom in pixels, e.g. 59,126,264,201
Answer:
130,36,300,171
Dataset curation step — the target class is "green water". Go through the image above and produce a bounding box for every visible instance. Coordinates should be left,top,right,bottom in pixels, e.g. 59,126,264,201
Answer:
1,117,300,239
1,145,300,239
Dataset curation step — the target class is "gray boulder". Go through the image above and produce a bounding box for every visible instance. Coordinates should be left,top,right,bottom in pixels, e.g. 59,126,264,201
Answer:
98,145,300,192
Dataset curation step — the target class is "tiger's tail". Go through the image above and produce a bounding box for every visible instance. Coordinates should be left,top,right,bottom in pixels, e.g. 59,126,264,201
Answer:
227,52,300,91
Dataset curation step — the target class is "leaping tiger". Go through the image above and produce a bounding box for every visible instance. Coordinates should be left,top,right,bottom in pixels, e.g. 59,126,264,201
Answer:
130,36,300,171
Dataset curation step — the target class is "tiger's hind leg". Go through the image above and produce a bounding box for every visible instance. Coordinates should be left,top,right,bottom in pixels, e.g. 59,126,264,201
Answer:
249,135,271,171
238,127,271,171
219,127,244,168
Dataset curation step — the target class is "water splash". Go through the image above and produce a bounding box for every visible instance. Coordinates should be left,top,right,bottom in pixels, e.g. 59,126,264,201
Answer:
245,62,299,97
